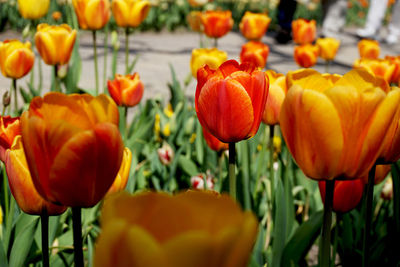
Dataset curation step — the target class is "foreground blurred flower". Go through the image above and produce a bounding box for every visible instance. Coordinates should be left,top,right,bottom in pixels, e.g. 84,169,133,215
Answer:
353,58,395,83
94,190,258,267
239,11,271,41
191,48,227,78
381,177,393,200
107,147,132,195
107,73,144,107
293,44,319,68
319,178,365,213
0,116,20,162
202,127,228,152
18,0,50,19
316,37,340,61
52,11,62,21
281,68,400,180
292,18,316,45
73,0,111,30
187,11,203,33
358,39,380,59
0,40,34,79
201,10,233,39
385,55,400,84
191,173,214,189
240,41,270,69
262,70,287,125
195,60,268,143
21,92,124,207
35,24,77,66
112,0,150,28
158,143,174,165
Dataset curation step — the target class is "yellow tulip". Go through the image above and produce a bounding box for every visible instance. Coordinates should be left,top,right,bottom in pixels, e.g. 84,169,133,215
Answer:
94,190,258,267
35,24,77,66
190,48,227,78
316,37,340,61
73,0,111,30
280,68,400,180
106,147,132,195
18,0,50,19
239,11,271,41
358,39,380,59
112,0,151,28
353,58,396,84
0,40,34,79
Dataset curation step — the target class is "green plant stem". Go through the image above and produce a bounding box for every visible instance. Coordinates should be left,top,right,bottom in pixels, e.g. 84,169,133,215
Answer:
125,28,130,74
325,60,330,73
214,38,218,48
320,179,335,267
53,65,61,92
362,165,376,267
2,164,8,221
5,195,15,251
72,207,84,267
269,125,275,204
93,31,99,95
12,79,17,114
38,57,43,93
229,142,236,200
41,210,49,267
331,214,340,267
103,24,109,93
241,141,251,210
124,106,128,140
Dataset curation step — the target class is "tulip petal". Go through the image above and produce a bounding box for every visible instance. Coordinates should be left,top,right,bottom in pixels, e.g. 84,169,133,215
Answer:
112,0,129,27
35,32,58,65
286,69,331,92
4,48,34,79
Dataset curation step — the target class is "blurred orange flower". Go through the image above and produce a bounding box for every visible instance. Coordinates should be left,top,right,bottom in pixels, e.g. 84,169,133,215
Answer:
0,116,21,162
52,11,62,21
108,73,144,107
0,40,34,79
262,70,287,125
239,11,271,41
358,39,380,59
72,0,111,30
316,37,340,61
353,58,395,83
292,18,316,45
385,55,400,84
293,44,319,68
187,11,203,33
240,41,270,69
111,0,150,28
201,10,233,39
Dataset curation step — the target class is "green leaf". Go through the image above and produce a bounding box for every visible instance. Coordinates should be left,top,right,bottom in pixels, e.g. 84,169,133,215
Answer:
272,178,287,267
0,240,8,267
195,120,204,165
127,55,140,74
178,155,198,177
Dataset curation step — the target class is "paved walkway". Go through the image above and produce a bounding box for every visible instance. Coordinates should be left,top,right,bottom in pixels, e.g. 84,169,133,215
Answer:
1,28,400,104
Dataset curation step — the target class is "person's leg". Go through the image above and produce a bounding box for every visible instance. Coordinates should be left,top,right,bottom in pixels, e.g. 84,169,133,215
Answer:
321,0,347,38
386,0,400,44
357,0,389,38
275,0,297,44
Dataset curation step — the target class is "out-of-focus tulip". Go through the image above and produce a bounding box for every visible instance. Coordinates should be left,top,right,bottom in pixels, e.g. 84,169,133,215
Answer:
195,60,268,143
191,48,227,78
385,55,400,84
191,173,214,189
35,24,77,66
20,92,124,208
319,178,365,213
187,11,203,33
18,0,50,19
157,143,174,165
262,70,287,125
293,44,319,68
0,116,20,163
107,147,132,195
373,164,391,184
292,18,316,45
353,58,395,83
202,127,228,152
381,177,393,200
0,40,34,79
316,37,340,61
112,0,150,28
280,68,400,180
52,11,62,21
240,41,270,69
188,0,210,7
358,39,380,59
201,10,233,39
107,73,144,107
5,136,67,215
239,11,271,41
94,190,258,267
72,0,111,30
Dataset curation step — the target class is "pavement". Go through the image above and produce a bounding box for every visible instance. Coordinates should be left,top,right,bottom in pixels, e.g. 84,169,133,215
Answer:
1,27,400,105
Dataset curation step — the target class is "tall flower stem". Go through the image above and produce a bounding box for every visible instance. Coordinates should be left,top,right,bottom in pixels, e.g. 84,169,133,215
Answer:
320,179,335,267
72,207,84,267
12,79,17,114
362,165,376,267
124,106,128,140
2,164,8,220
269,125,275,203
41,210,49,267
214,38,218,48
229,142,236,200
125,28,130,74
92,31,99,95
325,60,330,73
38,58,43,94
103,24,109,93
53,65,61,92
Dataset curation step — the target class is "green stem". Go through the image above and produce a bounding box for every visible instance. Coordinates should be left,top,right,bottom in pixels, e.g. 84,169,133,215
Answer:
269,125,275,204
93,31,99,95
124,106,128,140
41,210,49,267
38,57,43,93
320,179,335,267
103,25,109,93
362,165,376,267
72,207,84,267
4,196,15,251
125,28,130,74
2,164,8,222
325,60,330,73
331,214,340,267
229,142,236,200
53,65,61,92
241,141,251,210
12,79,17,114
214,38,218,48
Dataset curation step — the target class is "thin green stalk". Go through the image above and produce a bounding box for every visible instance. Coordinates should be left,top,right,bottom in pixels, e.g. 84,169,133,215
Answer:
362,165,376,267
53,65,61,92
214,38,218,48
325,60,330,73
12,79,17,114
72,207,84,267
124,106,128,140
103,24,109,93
217,152,224,192
229,142,236,200
241,141,251,210
269,125,275,203
320,179,335,267
125,28,130,74
331,214,340,267
93,31,99,95
38,57,43,93
4,195,15,251
41,210,49,267
2,164,8,221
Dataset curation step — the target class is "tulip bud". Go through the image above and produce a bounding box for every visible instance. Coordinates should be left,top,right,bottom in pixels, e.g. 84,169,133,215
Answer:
157,143,174,165
184,117,195,135
191,173,214,190
22,25,31,39
381,177,393,200
111,31,120,50
57,64,68,79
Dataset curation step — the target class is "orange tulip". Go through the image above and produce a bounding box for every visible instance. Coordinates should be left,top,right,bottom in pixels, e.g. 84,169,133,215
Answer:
319,178,365,213
0,116,21,162
353,58,396,83
280,68,400,180
239,11,271,41
292,18,316,45
72,0,110,30
107,73,144,107
18,0,50,19
262,70,287,125
191,48,227,78
195,60,268,143
293,44,319,68
358,39,380,59
20,92,124,207
5,136,67,215
316,37,340,61
201,10,233,39
35,24,77,66
106,147,132,195
240,41,270,69
373,165,391,184
187,11,203,33
0,40,34,79
385,55,400,84
111,0,150,28
202,127,228,152
52,11,62,21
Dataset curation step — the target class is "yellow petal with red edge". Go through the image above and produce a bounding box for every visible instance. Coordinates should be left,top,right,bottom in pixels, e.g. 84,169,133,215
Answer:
35,31,57,65
334,68,380,93
4,48,34,79
129,1,151,27
286,69,331,92
85,0,109,30
112,0,129,27
88,94,120,126
107,147,132,194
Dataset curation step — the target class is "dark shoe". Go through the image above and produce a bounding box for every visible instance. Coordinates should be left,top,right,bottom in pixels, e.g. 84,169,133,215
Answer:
275,29,292,44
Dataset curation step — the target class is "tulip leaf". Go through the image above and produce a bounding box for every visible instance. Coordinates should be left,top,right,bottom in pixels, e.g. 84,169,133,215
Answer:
63,40,82,94
127,55,140,74
9,217,39,267
271,178,287,267
280,210,323,267
178,155,198,177
391,163,400,238
195,120,204,165
168,64,185,109
0,240,7,267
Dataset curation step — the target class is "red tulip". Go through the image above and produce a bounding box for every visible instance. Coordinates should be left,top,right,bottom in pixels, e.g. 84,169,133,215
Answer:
201,10,233,39
240,41,270,69
0,116,21,162
202,127,228,152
